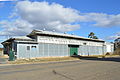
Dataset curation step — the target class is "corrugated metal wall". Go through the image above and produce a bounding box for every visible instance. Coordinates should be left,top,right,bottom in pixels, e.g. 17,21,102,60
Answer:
78,45,105,56
38,43,69,57
17,43,105,59
17,43,69,59
17,44,39,59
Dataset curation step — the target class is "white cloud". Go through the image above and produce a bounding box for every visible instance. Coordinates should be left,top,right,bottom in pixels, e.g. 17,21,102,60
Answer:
106,32,120,40
0,3,4,8
79,13,120,27
0,19,33,36
16,1,81,31
15,1,120,29
0,1,81,36
116,32,120,36
0,0,16,1
1,1,120,36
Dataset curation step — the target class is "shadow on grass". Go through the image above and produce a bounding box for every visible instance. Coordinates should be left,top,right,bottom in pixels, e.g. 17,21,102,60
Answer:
71,55,120,62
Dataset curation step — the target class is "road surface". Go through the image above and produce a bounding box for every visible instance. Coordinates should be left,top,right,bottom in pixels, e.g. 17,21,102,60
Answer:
0,57,120,80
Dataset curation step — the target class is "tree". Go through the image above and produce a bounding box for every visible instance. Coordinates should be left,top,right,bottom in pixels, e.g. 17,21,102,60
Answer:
88,32,94,39
114,37,120,50
93,36,98,39
88,32,98,39
114,37,120,55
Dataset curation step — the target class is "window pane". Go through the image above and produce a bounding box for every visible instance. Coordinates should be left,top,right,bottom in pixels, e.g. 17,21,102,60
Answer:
27,46,30,50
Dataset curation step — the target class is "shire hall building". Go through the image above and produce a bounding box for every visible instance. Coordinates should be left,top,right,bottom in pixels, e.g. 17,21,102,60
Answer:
2,30,114,60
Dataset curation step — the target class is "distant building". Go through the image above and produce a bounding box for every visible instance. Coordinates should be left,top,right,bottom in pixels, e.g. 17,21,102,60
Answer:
2,30,114,60
0,48,3,56
105,42,114,54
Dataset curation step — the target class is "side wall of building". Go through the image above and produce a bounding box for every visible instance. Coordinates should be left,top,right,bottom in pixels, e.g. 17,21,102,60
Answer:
17,42,105,59
106,43,114,53
16,35,106,59
78,45,106,56
17,43,39,59
17,43,69,59
38,43,69,57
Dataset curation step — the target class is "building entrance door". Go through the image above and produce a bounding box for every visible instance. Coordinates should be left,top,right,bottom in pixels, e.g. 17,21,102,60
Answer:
69,45,79,56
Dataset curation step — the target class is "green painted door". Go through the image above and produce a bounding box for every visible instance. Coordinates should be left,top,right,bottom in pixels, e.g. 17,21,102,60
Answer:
70,47,78,56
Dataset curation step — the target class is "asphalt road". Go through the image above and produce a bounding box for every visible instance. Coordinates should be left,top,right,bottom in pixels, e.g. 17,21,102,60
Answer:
0,57,120,80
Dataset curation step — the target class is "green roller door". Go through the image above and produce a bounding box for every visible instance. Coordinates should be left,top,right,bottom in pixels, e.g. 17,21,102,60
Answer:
70,47,78,56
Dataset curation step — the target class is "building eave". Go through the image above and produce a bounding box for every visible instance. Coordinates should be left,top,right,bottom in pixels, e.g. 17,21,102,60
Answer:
1,37,34,45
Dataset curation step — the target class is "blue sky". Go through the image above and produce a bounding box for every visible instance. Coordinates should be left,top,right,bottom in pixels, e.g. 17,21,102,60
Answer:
0,0,120,47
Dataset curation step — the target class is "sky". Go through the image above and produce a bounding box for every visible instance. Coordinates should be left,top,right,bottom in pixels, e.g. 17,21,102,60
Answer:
0,0,120,47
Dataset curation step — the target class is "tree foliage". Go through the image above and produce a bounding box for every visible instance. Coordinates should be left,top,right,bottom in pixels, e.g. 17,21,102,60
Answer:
88,32,98,39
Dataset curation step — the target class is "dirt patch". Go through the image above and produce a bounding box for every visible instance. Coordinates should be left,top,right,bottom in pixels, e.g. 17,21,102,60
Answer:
7,57,80,64
0,55,9,58
7,55,120,64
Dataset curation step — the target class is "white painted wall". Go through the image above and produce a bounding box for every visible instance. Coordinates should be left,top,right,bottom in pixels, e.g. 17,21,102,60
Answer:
106,43,114,53
0,50,3,56
37,36,104,46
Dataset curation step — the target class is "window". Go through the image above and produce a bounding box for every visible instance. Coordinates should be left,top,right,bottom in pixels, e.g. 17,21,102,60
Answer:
31,46,36,48
27,46,30,50
31,46,37,50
